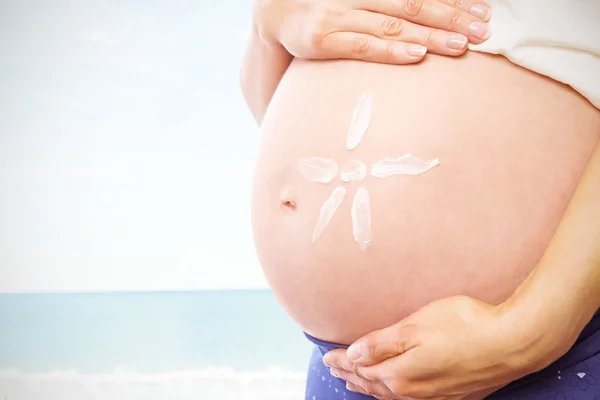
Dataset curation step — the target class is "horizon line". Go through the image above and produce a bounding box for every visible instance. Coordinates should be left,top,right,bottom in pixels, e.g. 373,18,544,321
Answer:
0,287,272,295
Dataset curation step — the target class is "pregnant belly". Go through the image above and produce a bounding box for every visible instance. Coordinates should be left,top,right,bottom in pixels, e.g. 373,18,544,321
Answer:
251,52,600,345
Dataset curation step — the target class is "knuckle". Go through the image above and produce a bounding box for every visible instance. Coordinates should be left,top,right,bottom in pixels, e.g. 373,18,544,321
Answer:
384,42,397,60
448,11,463,29
387,379,411,397
310,4,346,46
446,0,471,9
352,34,371,55
393,335,408,355
309,12,330,46
402,0,424,17
455,0,470,9
421,29,434,45
381,17,404,37
361,338,378,355
309,27,326,46
362,378,375,394
322,3,345,21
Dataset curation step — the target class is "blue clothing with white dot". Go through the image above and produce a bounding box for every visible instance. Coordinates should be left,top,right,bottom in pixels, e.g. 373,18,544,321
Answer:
304,310,600,399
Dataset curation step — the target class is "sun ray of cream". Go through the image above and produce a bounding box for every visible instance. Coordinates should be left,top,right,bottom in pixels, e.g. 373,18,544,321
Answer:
346,93,372,151
351,187,372,251
311,186,347,243
298,157,339,183
370,155,440,177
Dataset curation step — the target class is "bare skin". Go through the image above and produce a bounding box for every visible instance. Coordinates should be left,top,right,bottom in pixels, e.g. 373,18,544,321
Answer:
322,139,600,400
251,52,600,345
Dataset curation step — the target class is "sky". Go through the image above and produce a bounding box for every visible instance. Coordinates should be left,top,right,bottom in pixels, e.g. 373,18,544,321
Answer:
0,0,269,292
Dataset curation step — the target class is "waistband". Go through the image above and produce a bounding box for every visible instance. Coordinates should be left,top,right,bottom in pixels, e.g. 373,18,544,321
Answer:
304,331,349,351
304,308,600,362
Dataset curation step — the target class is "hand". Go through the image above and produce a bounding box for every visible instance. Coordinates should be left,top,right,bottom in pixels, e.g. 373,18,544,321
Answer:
252,0,492,65
322,296,540,400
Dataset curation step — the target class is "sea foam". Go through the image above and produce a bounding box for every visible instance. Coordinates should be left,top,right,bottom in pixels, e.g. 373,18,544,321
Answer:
0,366,307,400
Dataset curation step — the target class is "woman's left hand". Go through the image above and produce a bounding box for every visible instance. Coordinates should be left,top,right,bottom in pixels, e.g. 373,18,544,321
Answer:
322,295,544,400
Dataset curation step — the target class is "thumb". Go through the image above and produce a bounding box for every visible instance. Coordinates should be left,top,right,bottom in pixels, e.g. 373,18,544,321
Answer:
346,323,414,366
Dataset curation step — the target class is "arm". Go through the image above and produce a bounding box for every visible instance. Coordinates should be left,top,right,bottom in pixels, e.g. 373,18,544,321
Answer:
239,27,293,125
501,140,600,371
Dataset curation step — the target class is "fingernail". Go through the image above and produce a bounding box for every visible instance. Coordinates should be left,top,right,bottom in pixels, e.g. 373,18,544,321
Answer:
346,343,362,361
330,368,340,378
469,21,491,40
407,44,427,57
446,33,467,50
322,354,332,366
470,4,491,21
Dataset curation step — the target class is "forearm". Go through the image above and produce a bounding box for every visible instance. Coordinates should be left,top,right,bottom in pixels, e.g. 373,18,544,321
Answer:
240,27,293,125
501,140,600,370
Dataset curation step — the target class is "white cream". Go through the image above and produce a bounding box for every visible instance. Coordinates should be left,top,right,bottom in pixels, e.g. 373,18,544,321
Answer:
300,93,440,250
351,187,372,251
340,160,367,182
346,93,372,151
370,155,440,178
311,186,347,243
298,157,339,183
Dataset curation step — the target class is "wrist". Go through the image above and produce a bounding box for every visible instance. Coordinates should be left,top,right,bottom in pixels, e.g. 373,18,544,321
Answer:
495,275,588,375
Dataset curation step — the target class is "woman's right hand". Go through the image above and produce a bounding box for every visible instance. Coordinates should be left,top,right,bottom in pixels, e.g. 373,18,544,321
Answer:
253,0,492,64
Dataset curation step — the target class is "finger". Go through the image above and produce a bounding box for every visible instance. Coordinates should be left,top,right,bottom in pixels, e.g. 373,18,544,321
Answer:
322,348,348,369
330,361,395,396
331,367,395,398
338,10,468,56
346,381,377,396
346,323,416,366
323,348,358,374
436,0,492,21
318,32,427,64
354,0,491,44
359,352,431,398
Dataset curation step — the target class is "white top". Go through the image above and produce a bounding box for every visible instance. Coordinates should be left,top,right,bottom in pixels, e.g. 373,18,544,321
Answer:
469,0,600,109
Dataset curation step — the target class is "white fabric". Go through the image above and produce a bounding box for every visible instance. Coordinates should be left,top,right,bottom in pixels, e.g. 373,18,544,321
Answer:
469,0,600,109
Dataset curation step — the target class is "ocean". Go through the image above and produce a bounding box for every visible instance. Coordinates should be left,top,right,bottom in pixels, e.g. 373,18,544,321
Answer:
0,289,314,400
